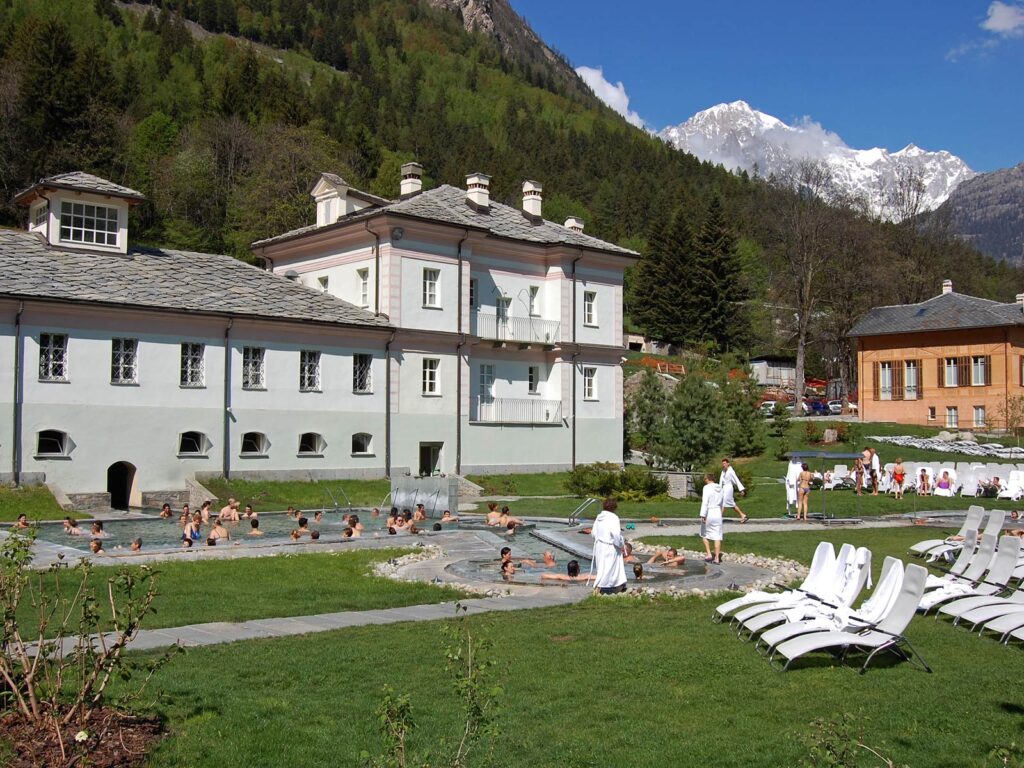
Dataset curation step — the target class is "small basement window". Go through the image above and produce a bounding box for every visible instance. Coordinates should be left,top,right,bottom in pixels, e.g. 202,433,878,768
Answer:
178,431,210,456
240,432,269,457
298,432,325,456
351,433,373,455
36,429,70,457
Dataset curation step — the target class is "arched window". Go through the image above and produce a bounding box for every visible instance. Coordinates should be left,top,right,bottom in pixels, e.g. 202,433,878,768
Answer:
298,432,325,456
240,432,270,457
37,430,70,457
178,431,210,456
351,433,373,455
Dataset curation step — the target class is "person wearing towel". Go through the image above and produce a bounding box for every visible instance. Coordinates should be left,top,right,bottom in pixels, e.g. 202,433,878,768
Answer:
719,457,748,522
785,457,802,516
700,473,725,564
590,498,627,594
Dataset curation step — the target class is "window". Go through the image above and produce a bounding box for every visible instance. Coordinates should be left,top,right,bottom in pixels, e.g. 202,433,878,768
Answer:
974,406,986,428
298,432,325,456
528,285,540,316
583,366,598,400
422,268,439,307
422,358,439,395
110,338,138,384
357,268,369,307
469,278,478,309
879,361,893,401
242,347,266,390
352,433,373,455
928,406,936,421
317,276,329,292
904,360,919,400
479,364,494,401
940,356,972,389
32,202,48,228
240,431,269,456
496,297,511,338
36,430,69,457
971,355,991,386
944,357,959,388
353,353,373,393
528,365,540,394
180,343,205,387
299,350,321,392
38,333,68,382
178,431,209,456
59,201,118,247
583,291,597,326
946,406,959,429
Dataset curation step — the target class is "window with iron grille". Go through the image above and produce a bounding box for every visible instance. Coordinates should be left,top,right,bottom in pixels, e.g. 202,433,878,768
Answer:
180,343,205,387
353,353,373,393
59,201,118,247
422,268,440,307
299,350,321,392
111,338,138,384
242,347,266,390
422,358,439,395
39,333,68,382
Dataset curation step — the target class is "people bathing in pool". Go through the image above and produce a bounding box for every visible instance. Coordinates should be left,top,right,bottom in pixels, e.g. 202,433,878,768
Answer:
89,539,104,555
413,504,427,522
295,517,311,536
182,515,202,543
219,499,240,522
90,521,109,539
647,547,686,567
632,563,645,581
13,513,29,529
200,500,212,523
441,510,458,523
159,503,173,519
249,518,264,536
486,503,502,526
210,520,230,542
243,504,257,519
541,560,590,582
130,538,142,552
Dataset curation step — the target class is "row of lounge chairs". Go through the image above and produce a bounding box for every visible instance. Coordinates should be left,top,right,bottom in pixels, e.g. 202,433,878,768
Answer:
820,462,1024,499
713,542,931,672
869,435,1024,460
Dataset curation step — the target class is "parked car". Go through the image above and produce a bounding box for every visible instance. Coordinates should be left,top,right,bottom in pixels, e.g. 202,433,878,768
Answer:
803,399,830,416
759,400,778,416
827,399,843,415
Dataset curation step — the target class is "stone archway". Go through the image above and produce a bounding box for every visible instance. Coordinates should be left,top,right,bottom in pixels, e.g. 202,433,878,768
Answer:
106,461,137,510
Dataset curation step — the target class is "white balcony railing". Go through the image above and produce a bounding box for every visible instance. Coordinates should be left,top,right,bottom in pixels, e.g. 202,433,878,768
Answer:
472,311,560,345
470,396,562,425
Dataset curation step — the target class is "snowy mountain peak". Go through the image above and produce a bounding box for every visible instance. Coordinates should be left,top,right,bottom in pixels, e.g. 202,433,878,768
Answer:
658,103,975,216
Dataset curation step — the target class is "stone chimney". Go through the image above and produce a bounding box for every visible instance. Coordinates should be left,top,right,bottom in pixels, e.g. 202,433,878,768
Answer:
522,180,542,218
400,162,423,197
1016,293,1024,310
466,172,491,209
565,216,584,233
942,279,953,295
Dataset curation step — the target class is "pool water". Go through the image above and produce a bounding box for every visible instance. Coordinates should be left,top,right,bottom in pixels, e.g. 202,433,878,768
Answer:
33,510,458,552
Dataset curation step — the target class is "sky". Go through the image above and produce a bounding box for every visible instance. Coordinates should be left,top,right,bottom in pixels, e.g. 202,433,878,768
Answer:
512,1,1024,172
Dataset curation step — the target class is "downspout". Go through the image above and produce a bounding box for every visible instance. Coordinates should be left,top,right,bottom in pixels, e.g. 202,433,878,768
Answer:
223,318,233,480
12,301,24,485
455,230,469,475
1004,328,1010,434
385,330,397,478
570,251,583,470
365,221,381,315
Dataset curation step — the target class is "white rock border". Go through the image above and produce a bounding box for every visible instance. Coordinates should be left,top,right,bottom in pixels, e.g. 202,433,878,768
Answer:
369,544,506,597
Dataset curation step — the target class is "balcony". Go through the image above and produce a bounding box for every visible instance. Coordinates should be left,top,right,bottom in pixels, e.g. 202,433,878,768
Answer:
470,396,562,425
472,311,560,346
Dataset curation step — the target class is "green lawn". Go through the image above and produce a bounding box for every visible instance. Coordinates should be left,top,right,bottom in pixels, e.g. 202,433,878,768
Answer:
0,483,66,522
18,549,466,635
197,477,391,511
465,471,571,496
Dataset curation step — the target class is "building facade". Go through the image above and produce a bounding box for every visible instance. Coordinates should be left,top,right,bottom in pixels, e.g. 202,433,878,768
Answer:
1,168,636,506
850,280,1024,429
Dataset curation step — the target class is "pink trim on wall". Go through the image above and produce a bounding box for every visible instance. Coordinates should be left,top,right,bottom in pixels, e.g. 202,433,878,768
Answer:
613,285,623,347
270,248,374,275
614,365,624,415
386,244,402,326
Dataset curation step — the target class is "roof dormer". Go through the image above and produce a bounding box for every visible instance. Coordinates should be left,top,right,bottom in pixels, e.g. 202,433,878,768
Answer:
13,172,144,255
310,172,390,228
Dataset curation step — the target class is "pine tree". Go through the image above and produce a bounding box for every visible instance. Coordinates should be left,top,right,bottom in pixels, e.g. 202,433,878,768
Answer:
630,207,698,345
658,374,725,471
692,195,750,351
627,368,669,464
720,368,767,457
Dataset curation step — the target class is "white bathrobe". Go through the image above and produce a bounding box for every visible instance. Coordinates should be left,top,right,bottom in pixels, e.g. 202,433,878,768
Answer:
785,459,802,509
720,465,745,508
700,482,724,541
590,510,627,590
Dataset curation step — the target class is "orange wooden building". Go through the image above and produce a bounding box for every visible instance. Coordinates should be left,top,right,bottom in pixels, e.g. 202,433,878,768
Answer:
849,280,1024,430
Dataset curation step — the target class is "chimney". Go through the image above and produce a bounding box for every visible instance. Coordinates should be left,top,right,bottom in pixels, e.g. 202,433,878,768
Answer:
466,172,491,209
522,180,543,218
1016,293,1024,310
942,279,953,295
400,162,423,197
565,216,584,233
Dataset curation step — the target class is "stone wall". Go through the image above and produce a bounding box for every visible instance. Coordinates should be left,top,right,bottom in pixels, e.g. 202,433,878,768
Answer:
67,492,110,511
186,477,219,509
141,490,189,509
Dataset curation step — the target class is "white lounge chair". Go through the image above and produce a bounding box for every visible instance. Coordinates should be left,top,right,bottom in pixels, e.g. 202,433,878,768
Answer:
959,473,979,498
924,510,1003,561
909,506,983,556
997,470,1024,500
919,534,1019,613
917,466,935,495
974,609,1024,642
942,583,1024,630
936,537,1024,622
770,563,931,673
933,467,958,496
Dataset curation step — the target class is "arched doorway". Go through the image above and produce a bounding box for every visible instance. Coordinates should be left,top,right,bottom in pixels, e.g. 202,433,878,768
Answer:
106,462,137,510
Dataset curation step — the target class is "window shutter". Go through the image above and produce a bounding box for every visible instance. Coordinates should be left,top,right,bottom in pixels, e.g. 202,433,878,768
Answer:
985,355,992,386
916,360,923,399
872,362,880,401
958,356,970,388
937,357,944,389
893,363,904,401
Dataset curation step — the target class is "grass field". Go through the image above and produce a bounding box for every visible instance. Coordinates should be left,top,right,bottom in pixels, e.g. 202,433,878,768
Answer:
0,483,66,522
17,548,466,635
197,477,391,511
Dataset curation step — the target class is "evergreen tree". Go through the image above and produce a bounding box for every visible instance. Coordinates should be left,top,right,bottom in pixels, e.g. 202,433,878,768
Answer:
658,374,724,471
719,368,767,457
626,368,669,465
630,208,697,345
692,195,750,351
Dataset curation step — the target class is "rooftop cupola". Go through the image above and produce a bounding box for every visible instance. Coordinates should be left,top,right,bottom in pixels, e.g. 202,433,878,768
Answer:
565,216,585,233
466,172,491,211
13,172,144,255
522,180,543,219
400,162,424,197
310,173,389,228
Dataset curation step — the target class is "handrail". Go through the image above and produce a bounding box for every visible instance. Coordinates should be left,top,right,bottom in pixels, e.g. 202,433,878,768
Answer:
472,310,560,344
470,396,562,425
323,483,353,513
569,497,598,525
379,490,392,511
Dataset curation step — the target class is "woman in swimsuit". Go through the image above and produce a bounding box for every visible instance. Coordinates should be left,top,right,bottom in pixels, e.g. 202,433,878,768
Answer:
797,463,812,521
892,458,906,500
918,468,931,496
853,458,865,497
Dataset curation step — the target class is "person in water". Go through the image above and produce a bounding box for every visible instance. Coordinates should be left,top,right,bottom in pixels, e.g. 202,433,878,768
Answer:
541,560,590,582
647,547,686,567
248,518,264,536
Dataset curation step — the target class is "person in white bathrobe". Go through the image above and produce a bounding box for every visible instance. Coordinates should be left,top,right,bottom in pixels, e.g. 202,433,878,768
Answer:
590,499,627,594
700,474,725,564
785,458,802,516
719,458,748,522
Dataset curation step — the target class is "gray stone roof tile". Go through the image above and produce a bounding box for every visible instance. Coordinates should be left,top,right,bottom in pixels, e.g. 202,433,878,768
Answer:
849,292,1024,337
0,229,391,329
14,172,145,203
254,184,638,256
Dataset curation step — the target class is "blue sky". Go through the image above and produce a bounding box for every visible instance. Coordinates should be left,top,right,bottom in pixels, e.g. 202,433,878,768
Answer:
512,1,1024,172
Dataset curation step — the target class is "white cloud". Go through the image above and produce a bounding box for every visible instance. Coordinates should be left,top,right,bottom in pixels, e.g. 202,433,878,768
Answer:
575,65,647,129
982,1,1024,36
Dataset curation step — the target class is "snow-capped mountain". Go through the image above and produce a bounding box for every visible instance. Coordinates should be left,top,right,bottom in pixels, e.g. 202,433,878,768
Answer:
658,101,975,216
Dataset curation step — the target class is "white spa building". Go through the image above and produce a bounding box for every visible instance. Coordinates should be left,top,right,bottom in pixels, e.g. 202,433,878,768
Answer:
0,168,636,508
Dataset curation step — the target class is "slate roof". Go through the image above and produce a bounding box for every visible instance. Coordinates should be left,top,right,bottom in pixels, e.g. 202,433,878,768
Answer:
13,172,146,204
848,291,1024,337
253,184,639,257
0,229,391,329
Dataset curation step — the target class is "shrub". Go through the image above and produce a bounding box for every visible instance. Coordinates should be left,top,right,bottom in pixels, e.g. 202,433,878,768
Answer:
804,422,823,444
563,463,668,501
770,401,791,437
619,465,669,497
